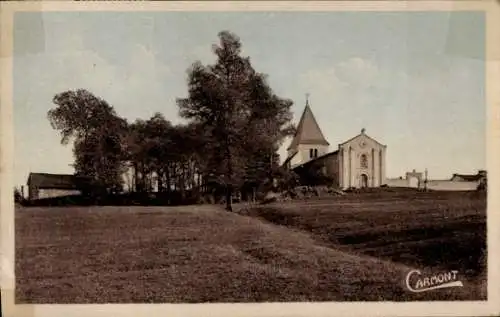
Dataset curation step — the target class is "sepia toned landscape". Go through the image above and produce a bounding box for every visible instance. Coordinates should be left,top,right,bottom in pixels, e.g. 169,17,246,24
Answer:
16,189,486,303
10,9,488,306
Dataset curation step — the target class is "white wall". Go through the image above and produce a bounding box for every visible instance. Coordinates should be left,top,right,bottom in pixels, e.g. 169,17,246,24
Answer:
386,178,479,191
39,189,81,199
408,176,419,188
427,180,479,191
386,178,409,188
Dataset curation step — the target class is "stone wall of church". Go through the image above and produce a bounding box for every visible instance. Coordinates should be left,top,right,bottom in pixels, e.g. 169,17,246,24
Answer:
338,135,386,189
353,149,378,188
323,153,340,187
379,147,387,186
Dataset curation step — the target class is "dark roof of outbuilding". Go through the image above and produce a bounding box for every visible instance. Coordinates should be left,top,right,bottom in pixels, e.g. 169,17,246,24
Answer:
27,173,84,190
451,173,483,182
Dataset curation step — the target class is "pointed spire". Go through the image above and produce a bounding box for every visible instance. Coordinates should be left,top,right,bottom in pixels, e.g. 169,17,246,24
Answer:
287,96,329,151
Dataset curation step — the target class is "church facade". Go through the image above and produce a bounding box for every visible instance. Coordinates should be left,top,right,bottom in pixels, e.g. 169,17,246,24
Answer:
284,101,387,189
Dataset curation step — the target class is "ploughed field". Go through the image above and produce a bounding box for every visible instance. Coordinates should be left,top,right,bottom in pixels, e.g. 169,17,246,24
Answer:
15,189,486,303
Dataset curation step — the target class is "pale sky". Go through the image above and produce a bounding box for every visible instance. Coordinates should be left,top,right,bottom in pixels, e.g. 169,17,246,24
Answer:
13,11,485,187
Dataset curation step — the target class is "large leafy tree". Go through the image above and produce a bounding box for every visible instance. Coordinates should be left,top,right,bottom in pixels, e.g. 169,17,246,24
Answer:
126,117,162,193
144,113,174,193
242,73,295,195
177,31,295,211
125,114,206,202
48,89,128,193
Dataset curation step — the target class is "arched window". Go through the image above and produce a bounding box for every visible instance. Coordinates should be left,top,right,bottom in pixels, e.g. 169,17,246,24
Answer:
360,154,368,169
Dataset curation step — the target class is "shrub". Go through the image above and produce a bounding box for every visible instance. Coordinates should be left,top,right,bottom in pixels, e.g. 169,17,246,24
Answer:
14,187,23,204
477,179,487,191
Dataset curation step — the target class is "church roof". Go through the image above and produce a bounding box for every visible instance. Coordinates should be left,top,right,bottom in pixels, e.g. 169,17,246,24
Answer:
287,102,329,151
291,150,339,171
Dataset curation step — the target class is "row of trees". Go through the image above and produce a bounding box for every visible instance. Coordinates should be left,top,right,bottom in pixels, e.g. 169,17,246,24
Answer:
47,31,297,211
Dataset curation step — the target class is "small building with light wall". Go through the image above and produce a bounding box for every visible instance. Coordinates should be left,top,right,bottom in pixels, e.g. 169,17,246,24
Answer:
386,169,486,191
27,173,83,200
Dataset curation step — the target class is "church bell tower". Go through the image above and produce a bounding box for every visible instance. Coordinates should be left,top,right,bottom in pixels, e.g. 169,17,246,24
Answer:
286,95,330,168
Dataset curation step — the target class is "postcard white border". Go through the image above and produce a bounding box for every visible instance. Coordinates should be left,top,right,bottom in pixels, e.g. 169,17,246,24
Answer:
1,1,499,317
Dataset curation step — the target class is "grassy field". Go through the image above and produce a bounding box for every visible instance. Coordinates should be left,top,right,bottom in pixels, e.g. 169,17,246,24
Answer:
15,189,487,303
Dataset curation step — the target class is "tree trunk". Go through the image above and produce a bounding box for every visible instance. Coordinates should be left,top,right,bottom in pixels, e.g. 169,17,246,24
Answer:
225,184,233,212
133,163,139,192
158,169,163,193
166,166,171,205
173,165,177,192
138,162,143,192
225,139,233,211
149,172,153,192
180,165,186,202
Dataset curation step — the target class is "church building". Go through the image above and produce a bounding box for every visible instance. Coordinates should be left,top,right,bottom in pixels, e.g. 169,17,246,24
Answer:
284,100,387,189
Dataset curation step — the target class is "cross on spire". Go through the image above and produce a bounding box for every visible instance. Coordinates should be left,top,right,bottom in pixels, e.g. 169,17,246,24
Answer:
306,93,310,106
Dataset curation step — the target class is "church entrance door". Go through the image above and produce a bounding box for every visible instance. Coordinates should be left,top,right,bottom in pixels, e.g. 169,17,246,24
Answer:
360,174,368,188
